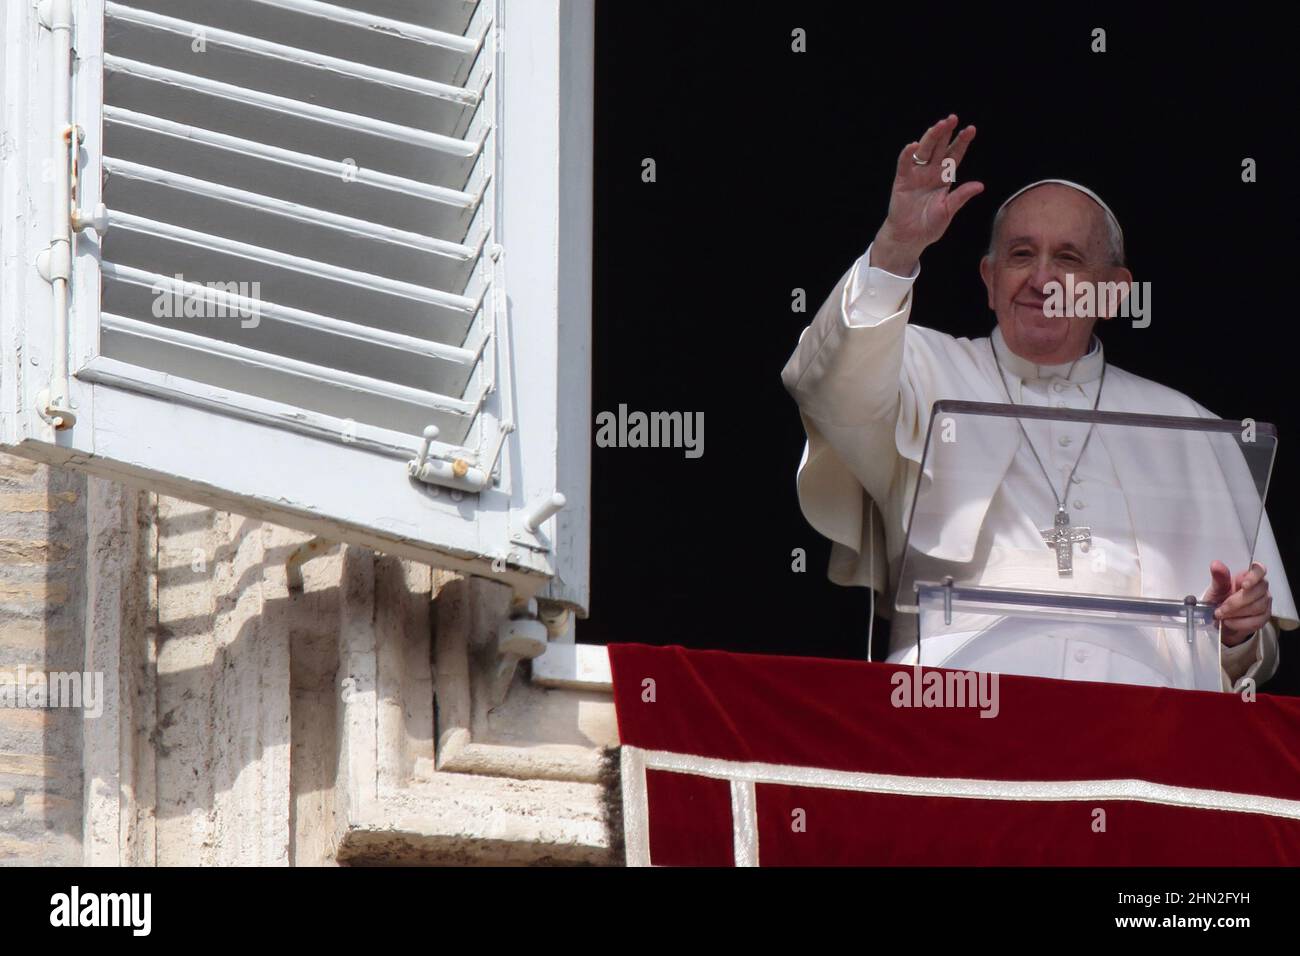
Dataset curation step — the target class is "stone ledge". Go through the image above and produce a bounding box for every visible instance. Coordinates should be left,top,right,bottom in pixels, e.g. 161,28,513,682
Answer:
531,642,612,691
337,770,618,866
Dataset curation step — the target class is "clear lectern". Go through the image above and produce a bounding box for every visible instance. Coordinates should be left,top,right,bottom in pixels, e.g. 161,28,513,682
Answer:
893,401,1276,691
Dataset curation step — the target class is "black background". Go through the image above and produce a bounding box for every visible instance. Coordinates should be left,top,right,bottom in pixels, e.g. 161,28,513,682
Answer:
583,3,1300,695
5,866,1296,937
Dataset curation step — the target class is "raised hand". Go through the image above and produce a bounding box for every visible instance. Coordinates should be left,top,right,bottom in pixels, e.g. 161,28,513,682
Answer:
871,114,984,275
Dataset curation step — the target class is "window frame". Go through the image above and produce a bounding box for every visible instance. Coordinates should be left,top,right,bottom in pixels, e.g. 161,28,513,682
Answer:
0,0,592,612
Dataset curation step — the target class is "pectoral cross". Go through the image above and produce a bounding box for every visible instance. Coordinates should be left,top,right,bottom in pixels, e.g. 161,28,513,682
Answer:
1041,508,1091,577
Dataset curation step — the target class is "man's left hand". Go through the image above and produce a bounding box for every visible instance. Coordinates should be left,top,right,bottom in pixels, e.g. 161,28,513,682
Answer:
1204,560,1272,646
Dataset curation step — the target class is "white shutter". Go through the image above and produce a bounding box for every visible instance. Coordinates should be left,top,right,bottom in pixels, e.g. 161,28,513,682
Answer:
0,0,592,611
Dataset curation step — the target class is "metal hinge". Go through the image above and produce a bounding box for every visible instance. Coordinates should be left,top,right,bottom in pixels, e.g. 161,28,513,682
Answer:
34,1,109,431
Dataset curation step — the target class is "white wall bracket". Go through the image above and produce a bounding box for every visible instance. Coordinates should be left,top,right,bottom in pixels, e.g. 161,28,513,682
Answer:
509,490,566,553
488,597,549,708
285,537,333,592
524,492,566,532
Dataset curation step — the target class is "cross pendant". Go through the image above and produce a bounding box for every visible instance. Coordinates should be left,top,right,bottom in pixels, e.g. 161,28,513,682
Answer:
1041,509,1091,577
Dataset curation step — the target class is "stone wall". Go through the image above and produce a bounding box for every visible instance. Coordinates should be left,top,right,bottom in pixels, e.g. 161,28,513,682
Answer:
0,454,618,866
0,454,86,864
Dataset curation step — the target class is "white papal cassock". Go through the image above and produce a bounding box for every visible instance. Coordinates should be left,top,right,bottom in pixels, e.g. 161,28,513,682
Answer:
781,243,1297,691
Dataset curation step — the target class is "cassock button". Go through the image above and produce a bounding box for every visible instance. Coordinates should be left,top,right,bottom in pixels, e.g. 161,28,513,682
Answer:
1074,648,1091,662
1058,435,1072,447
1053,383,1067,393
1073,499,1085,510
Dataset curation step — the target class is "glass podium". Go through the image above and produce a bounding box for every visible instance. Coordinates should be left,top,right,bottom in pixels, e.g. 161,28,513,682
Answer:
893,401,1277,691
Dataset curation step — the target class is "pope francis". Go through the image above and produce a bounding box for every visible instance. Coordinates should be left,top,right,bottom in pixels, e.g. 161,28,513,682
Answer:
780,114,1296,692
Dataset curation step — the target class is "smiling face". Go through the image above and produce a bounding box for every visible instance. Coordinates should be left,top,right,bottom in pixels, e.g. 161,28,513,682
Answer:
979,184,1133,365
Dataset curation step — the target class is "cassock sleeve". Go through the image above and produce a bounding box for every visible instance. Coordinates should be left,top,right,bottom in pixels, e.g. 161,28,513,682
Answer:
780,244,1008,598
1220,625,1278,691
1225,513,1293,688
780,245,922,601
780,245,917,435
1186,398,1295,688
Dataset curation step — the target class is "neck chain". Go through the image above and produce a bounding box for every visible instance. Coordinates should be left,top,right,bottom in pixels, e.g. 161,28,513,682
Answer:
991,339,1107,577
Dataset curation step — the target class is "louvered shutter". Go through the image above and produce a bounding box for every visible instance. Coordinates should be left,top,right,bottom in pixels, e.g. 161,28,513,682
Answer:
0,0,592,611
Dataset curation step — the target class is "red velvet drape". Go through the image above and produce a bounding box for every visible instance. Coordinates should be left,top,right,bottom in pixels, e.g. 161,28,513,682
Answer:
609,644,1300,866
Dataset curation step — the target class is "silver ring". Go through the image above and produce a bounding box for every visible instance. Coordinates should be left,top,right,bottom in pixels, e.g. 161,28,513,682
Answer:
911,152,930,166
